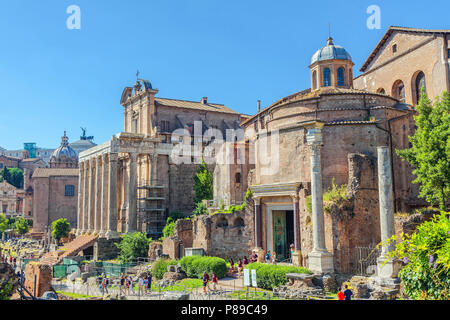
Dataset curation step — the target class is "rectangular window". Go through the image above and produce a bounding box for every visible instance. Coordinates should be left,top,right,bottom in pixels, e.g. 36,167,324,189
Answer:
65,185,75,197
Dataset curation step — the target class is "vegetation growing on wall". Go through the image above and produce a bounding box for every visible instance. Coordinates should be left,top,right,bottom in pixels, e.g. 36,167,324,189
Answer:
306,178,349,214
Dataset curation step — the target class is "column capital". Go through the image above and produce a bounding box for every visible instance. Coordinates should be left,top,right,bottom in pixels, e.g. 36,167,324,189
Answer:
253,196,261,205
291,193,299,202
109,153,119,162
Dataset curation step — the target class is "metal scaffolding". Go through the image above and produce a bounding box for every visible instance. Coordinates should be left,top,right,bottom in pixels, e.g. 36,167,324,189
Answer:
137,180,167,239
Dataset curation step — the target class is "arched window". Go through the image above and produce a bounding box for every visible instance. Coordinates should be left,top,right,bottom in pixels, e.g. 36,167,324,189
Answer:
392,80,406,103
337,67,345,86
415,71,426,104
312,71,317,90
377,88,386,94
323,68,331,87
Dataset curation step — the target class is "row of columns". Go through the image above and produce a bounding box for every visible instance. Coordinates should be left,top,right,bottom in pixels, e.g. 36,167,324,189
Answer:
76,153,119,239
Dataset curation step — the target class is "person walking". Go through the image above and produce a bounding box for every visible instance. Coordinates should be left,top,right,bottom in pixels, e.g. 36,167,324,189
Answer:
237,259,243,276
271,251,277,265
337,287,345,300
120,273,126,296
202,272,209,294
147,273,152,293
229,259,234,276
143,276,149,294
265,250,271,264
102,275,109,295
138,276,144,295
211,272,218,292
343,284,353,300
243,256,249,266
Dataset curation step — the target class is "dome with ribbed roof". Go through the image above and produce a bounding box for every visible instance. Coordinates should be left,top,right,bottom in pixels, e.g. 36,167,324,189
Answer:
311,37,352,65
50,132,78,168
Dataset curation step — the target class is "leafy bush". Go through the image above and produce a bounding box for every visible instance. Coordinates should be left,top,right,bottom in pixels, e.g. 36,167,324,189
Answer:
244,262,313,290
152,258,178,280
51,218,71,242
14,218,29,235
382,211,450,300
193,159,213,204
115,232,151,264
179,256,228,279
192,202,208,217
162,218,176,238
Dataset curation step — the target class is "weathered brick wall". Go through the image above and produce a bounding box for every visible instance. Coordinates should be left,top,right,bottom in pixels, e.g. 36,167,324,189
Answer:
24,262,53,298
168,163,215,216
192,211,253,260
354,32,449,105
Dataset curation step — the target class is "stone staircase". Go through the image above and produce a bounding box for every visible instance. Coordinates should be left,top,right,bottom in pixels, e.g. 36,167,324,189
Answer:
39,234,99,265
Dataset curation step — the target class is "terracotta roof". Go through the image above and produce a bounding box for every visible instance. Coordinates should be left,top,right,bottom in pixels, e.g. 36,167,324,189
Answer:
20,158,43,163
241,87,397,126
32,168,79,178
155,97,239,115
360,26,450,72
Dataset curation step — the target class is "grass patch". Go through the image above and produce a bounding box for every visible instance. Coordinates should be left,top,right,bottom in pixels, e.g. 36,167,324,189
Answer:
56,291,98,299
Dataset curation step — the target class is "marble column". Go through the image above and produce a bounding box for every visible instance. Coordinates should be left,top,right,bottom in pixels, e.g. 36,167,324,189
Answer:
94,156,102,234
82,161,89,234
106,153,119,239
127,153,138,232
76,162,84,236
254,197,262,248
376,146,401,281
303,121,333,274
87,159,95,233
100,153,108,237
291,193,302,267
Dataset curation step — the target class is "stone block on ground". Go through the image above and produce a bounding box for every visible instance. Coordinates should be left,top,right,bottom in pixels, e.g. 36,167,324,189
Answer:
163,292,189,300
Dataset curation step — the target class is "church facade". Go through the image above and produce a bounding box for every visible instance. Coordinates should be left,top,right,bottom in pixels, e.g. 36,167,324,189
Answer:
76,79,246,240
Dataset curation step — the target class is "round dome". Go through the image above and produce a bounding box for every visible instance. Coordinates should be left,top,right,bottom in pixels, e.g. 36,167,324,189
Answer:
50,132,78,168
311,37,352,65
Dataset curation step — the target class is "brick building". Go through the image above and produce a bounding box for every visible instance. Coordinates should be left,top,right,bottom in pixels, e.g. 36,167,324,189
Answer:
231,36,420,272
354,26,450,105
32,133,79,233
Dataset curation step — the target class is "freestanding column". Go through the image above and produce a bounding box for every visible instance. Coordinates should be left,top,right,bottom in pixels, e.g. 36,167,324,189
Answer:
301,120,333,274
106,153,119,239
127,153,138,233
376,146,401,281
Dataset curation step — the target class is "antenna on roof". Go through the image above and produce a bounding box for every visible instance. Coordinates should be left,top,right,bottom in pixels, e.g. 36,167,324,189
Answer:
136,69,140,81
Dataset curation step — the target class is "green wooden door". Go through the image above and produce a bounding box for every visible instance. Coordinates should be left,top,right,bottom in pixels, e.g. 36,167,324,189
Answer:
273,211,287,261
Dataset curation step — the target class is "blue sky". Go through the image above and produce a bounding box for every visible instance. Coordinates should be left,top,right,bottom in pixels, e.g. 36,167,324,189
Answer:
0,0,449,149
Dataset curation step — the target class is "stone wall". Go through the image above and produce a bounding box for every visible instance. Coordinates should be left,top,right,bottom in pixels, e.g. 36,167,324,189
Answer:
24,262,53,298
394,210,438,242
162,219,193,259
192,211,253,260
94,238,121,261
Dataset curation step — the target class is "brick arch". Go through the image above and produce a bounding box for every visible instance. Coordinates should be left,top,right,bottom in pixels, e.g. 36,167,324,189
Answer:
233,217,245,227
392,79,405,103
411,70,426,105
216,217,229,228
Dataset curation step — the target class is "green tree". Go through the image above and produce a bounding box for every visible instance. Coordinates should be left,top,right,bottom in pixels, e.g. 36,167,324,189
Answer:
0,166,11,185
397,90,450,210
14,217,29,235
8,168,23,189
0,167,23,189
0,214,8,235
115,232,151,264
193,159,213,204
51,218,71,242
